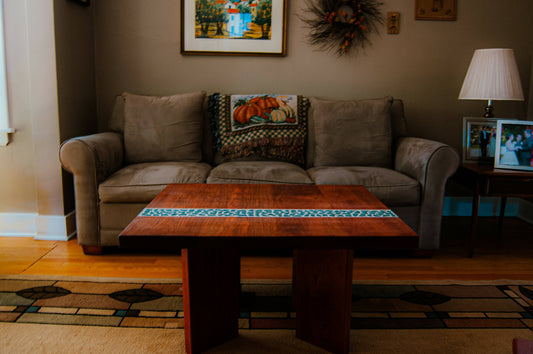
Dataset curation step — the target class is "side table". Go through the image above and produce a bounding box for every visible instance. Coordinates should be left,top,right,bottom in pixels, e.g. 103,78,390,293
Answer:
455,164,533,257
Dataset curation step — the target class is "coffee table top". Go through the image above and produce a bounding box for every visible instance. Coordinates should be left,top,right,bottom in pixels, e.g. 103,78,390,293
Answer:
119,184,418,250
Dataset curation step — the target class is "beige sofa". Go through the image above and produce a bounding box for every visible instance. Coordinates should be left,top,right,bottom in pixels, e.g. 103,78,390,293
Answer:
60,91,459,255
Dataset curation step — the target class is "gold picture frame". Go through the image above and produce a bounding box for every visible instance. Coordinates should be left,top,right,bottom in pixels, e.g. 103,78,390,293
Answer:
415,0,457,21
181,0,287,56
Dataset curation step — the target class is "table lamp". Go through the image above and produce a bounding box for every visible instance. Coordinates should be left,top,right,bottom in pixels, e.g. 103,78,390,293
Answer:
459,48,524,118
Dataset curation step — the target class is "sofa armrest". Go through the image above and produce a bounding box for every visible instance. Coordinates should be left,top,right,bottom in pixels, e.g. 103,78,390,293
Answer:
394,137,460,249
59,132,124,246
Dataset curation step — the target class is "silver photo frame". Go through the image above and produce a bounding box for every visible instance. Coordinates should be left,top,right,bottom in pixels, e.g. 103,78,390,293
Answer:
462,117,499,164
494,119,533,171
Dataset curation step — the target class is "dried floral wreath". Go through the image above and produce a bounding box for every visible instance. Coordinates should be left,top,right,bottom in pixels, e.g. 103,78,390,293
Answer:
300,0,384,56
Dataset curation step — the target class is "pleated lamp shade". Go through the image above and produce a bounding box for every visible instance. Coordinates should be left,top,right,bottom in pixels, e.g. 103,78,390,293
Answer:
459,48,524,101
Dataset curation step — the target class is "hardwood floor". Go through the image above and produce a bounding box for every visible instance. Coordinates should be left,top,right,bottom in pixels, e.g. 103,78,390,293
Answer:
1,216,532,281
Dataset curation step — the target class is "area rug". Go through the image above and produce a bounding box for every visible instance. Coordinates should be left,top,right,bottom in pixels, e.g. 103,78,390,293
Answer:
1,276,533,353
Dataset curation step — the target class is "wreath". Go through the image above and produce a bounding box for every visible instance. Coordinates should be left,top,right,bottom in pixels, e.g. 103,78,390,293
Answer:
300,0,384,56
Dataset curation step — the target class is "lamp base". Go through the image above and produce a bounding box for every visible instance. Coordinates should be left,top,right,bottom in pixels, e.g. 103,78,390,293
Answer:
483,104,494,118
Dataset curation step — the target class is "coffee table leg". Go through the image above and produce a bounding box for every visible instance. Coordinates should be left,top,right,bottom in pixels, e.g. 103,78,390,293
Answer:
181,248,240,354
293,249,353,354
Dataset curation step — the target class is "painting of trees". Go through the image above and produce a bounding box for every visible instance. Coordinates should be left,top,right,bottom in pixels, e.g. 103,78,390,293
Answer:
194,0,273,39
195,0,214,37
213,4,228,35
254,0,272,39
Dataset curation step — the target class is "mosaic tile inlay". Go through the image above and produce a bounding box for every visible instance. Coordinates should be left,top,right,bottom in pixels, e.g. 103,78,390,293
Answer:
139,208,398,218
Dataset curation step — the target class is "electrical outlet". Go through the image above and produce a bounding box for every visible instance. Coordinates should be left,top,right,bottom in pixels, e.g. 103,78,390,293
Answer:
387,12,400,34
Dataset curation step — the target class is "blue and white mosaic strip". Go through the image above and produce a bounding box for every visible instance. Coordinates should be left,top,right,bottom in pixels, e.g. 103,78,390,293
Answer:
139,208,397,218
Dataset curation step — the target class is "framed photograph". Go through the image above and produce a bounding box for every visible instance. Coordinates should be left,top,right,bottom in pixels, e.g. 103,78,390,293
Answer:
494,120,533,171
415,0,457,21
181,0,287,56
462,117,499,164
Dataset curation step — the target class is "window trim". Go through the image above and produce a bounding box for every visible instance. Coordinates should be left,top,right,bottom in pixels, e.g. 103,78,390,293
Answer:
0,0,14,146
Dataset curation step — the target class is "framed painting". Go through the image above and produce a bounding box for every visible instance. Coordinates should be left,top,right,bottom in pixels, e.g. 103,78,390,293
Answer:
415,0,456,21
462,117,499,164
181,0,287,56
494,120,533,171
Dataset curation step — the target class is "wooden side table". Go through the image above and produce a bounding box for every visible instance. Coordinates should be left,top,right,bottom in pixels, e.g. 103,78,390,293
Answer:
455,164,533,257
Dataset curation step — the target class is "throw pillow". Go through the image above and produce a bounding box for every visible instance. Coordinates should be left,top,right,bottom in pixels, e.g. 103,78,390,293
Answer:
310,96,393,168
123,91,206,163
209,94,309,165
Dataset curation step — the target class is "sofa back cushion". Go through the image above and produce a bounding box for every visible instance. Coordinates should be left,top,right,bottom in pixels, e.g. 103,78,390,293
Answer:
121,91,206,163
390,99,408,140
308,96,394,168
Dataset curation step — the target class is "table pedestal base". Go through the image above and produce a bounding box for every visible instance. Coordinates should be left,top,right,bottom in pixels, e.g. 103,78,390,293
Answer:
181,247,353,354
293,249,353,354
182,248,240,354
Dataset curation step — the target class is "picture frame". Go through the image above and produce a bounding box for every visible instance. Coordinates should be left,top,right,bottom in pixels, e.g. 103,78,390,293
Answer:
415,0,456,21
69,0,90,6
180,0,287,56
462,117,499,164
494,120,533,171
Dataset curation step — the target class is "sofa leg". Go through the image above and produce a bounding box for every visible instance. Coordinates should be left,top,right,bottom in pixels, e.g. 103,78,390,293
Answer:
413,249,435,258
82,245,103,255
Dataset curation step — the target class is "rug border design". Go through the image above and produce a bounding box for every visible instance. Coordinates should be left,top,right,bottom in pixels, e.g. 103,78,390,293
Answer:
2,278,533,333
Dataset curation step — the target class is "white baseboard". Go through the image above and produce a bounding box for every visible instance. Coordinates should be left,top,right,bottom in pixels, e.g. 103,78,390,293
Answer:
0,213,37,237
0,211,76,241
1,199,530,240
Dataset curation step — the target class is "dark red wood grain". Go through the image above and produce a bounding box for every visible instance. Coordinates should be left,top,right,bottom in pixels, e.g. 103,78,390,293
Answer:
182,248,239,353
293,249,353,353
119,184,418,354
120,184,417,250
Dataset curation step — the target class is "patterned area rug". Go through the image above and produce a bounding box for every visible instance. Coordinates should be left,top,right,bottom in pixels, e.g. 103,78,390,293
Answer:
2,277,533,332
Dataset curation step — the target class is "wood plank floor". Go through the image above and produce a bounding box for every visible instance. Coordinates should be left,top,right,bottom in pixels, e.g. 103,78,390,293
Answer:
1,217,532,281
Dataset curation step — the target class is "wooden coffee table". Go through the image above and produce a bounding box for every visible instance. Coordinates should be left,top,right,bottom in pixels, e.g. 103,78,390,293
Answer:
119,184,417,354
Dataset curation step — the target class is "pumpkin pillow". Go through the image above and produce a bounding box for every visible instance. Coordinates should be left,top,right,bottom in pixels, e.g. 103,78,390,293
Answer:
208,94,309,165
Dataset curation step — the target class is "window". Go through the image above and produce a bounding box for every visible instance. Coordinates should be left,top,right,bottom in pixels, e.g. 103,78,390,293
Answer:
0,0,13,146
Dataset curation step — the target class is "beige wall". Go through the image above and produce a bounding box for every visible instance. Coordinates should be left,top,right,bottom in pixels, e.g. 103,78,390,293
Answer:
0,0,62,216
0,0,95,239
54,0,97,212
0,0,38,214
94,0,532,152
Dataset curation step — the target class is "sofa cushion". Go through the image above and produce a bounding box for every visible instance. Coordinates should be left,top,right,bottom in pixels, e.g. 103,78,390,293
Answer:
100,203,146,232
310,96,393,168
123,91,206,163
307,166,420,206
99,162,212,203
207,161,313,184
209,94,309,165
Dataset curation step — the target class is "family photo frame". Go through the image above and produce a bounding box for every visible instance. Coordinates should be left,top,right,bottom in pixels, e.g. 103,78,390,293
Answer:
462,117,499,164
180,0,287,56
494,120,533,171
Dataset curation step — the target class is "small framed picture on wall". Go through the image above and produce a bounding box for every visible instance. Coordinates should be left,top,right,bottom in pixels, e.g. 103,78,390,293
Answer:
494,120,533,171
415,0,456,21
